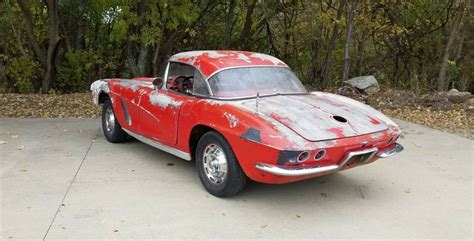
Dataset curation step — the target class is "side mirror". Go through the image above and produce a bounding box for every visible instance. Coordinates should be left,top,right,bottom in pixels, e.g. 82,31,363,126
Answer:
152,77,163,90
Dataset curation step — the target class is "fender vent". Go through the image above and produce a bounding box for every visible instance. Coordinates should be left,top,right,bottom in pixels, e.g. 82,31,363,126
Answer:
121,98,131,125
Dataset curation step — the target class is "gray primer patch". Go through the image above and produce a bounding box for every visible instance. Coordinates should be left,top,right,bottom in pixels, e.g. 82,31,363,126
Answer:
223,112,238,128
241,128,262,143
277,150,301,165
149,91,182,109
90,79,110,104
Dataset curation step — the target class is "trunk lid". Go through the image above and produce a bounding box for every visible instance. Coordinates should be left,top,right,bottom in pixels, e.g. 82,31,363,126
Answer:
237,94,388,141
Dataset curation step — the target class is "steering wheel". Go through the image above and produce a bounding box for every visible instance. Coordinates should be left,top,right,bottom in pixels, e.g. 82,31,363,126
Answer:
168,76,193,94
181,77,194,95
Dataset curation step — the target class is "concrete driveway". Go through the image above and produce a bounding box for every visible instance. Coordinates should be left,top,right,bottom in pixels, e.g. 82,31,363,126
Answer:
0,118,472,240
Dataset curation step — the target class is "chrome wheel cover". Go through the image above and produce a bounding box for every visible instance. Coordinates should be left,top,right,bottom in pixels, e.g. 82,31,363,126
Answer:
105,107,115,133
202,143,228,184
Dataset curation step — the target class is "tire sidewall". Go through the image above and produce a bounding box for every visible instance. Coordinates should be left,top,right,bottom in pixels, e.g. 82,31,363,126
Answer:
196,131,246,197
101,99,127,142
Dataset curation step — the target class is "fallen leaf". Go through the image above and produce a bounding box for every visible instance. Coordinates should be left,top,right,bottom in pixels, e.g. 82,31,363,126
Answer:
0,140,7,144
10,135,18,139
260,225,268,228
16,145,25,150
19,169,28,172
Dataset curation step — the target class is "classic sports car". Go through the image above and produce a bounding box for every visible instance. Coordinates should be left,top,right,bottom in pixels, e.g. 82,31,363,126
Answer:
91,50,403,197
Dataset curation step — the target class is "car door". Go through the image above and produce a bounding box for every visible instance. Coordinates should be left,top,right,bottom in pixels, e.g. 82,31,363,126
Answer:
137,62,198,146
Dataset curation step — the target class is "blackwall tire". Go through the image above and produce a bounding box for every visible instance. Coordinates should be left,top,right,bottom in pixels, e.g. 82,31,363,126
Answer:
102,99,128,143
196,131,247,197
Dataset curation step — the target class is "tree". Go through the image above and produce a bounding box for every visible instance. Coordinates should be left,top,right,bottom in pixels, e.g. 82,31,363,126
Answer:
17,0,61,93
438,1,465,91
321,0,346,89
342,0,358,85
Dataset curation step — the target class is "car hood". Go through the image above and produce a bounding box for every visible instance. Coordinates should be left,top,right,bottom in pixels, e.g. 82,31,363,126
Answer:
233,93,390,141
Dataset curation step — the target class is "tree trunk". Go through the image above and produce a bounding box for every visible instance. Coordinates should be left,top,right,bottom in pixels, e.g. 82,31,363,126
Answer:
42,0,62,93
16,0,47,68
355,29,367,76
225,0,236,48
126,39,140,77
341,0,357,86
239,0,257,50
455,21,466,62
321,0,346,89
76,0,87,50
437,2,465,91
136,45,149,76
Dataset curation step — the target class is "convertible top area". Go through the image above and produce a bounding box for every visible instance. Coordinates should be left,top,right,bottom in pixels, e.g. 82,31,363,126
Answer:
169,50,288,79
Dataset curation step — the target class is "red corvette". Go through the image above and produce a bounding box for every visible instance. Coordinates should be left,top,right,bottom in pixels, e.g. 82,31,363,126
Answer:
91,50,403,197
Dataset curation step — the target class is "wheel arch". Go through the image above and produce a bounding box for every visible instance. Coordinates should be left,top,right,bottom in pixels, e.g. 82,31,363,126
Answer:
98,91,110,104
189,124,216,161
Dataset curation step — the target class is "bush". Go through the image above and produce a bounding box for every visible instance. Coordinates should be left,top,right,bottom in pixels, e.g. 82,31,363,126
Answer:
5,56,40,93
56,50,100,93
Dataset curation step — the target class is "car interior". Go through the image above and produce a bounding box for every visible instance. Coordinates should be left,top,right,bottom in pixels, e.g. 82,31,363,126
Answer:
167,75,194,95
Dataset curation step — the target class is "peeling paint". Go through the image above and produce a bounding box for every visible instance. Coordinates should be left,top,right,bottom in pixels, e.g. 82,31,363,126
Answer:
241,128,262,143
371,132,383,140
223,112,238,128
237,53,252,63
249,52,285,66
327,127,346,138
169,51,288,79
116,79,152,91
149,91,182,109
90,79,110,104
368,116,381,125
310,91,399,129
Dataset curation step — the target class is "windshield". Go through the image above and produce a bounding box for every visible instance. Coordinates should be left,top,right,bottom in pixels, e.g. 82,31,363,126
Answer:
208,67,307,98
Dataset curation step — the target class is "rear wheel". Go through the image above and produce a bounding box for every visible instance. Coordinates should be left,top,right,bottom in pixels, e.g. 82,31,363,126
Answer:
196,131,247,197
102,99,128,143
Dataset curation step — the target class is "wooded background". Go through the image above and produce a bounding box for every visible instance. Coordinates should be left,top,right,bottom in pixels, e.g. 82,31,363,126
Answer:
0,0,472,94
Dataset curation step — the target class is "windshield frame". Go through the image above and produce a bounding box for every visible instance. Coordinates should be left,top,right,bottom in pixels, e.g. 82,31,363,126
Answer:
205,66,308,100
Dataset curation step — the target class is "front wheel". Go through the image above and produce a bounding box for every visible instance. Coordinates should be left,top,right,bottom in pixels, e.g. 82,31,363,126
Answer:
196,131,247,197
102,99,128,143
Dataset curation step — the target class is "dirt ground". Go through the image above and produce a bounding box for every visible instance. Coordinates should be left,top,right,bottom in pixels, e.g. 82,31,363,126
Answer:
0,89,472,139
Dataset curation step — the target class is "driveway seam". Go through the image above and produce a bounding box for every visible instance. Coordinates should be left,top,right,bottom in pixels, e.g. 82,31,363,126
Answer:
42,128,100,241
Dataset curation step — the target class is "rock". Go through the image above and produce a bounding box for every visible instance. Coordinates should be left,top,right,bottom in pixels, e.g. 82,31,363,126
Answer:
344,75,379,90
463,98,474,106
447,89,472,103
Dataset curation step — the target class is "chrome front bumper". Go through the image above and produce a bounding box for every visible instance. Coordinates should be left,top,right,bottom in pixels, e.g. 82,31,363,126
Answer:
255,143,404,177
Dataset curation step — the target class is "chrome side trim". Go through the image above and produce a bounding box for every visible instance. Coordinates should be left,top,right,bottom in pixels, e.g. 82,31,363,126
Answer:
376,143,404,158
122,128,191,161
255,147,379,177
